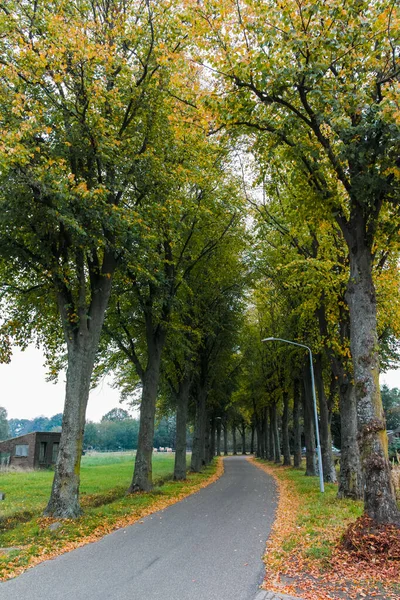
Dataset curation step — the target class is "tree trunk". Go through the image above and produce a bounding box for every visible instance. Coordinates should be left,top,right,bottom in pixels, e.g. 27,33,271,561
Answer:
241,421,246,455
173,374,190,481
293,379,302,468
303,368,318,476
223,421,228,456
191,386,207,472
204,419,211,465
264,408,269,460
256,420,262,458
232,425,237,455
128,334,164,493
271,403,281,464
268,407,275,461
318,294,362,498
45,270,114,518
345,227,399,523
338,379,363,499
282,391,291,466
216,418,222,456
209,417,216,462
250,423,255,454
315,354,337,483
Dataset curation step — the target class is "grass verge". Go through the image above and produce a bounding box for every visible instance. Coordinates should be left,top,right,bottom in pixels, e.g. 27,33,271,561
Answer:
0,456,223,581
250,457,400,600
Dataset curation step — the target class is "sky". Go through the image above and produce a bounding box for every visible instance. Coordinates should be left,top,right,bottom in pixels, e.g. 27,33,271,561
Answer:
0,345,128,422
0,344,399,423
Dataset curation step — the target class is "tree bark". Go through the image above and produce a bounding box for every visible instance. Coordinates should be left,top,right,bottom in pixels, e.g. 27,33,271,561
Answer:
268,406,275,461
270,403,281,464
264,408,269,460
250,423,255,454
303,368,318,476
204,419,211,464
223,420,228,456
337,378,363,499
315,354,337,483
173,374,191,481
241,421,246,455
345,225,399,523
191,386,207,472
209,416,216,462
232,425,237,455
216,418,222,456
293,379,302,468
282,391,291,466
128,330,164,493
45,267,114,518
256,420,263,458
317,295,362,498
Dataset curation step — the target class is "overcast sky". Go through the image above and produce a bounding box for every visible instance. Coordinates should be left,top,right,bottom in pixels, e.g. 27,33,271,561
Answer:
0,345,129,422
0,344,399,423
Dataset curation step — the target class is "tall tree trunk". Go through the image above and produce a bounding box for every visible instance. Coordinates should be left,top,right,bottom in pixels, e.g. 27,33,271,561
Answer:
209,416,216,462
256,419,262,458
241,421,246,455
191,386,207,472
45,270,114,518
264,408,269,460
315,354,337,483
338,378,363,499
128,333,164,493
293,379,302,468
345,225,398,523
271,403,281,464
250,423,255,454
318,295,362,498
232,425,237,455
223,420,228,456
174,374,191,481
204,419,211,464
303,368,318,476
216,418,222,456
282,391,291,466
268,406,275,461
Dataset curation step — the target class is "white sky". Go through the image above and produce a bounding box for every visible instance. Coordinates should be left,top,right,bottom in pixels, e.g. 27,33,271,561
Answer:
0,344,399,423
0,345,127,422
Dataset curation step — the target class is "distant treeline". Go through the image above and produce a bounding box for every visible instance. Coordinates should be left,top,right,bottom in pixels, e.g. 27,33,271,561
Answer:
1,406,181,452
84,409,181,452
8,413,63,438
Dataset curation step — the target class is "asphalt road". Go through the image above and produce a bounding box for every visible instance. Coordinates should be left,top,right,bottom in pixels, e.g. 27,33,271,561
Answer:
1,456,277,600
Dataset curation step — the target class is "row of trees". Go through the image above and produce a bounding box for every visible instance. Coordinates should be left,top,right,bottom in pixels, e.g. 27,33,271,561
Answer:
0,0,399,526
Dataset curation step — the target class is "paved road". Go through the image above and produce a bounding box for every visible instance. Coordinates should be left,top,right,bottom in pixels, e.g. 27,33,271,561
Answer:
1,456,277,600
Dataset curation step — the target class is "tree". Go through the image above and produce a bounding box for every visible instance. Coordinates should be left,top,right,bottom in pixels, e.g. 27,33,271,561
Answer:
101,408,130,422
0,406,9,441
193,0,400,524
382,385,400,431
0,0,189,517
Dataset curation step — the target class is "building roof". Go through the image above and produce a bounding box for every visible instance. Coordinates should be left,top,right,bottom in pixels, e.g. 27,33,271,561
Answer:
0,431,61,443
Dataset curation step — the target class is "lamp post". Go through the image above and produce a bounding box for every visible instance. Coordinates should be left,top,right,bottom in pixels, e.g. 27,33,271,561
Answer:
262,337,325,493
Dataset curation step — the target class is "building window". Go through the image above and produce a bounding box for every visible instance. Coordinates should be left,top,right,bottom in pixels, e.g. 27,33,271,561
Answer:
52,442,59,463
39,442,47,463
15,444,29,457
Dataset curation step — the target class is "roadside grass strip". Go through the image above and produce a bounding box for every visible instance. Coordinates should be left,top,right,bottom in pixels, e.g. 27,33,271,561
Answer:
0,456,223,581
249,458,400,600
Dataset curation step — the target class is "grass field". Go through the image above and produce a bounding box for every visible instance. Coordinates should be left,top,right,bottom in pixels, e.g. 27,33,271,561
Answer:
0,452,182,520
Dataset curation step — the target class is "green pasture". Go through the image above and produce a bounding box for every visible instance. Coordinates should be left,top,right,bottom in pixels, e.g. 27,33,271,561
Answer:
0,452,184,520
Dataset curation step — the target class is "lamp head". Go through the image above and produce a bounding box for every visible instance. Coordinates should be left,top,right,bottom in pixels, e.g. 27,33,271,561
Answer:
262,337,276,342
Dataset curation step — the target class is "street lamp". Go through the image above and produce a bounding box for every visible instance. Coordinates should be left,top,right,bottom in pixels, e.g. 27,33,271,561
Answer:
262,337,325,493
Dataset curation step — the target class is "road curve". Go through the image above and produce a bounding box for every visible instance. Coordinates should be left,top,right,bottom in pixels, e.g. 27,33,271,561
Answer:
1,456,277,600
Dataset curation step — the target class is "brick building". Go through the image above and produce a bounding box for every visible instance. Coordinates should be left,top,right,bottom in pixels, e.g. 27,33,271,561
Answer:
0,432,61,469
